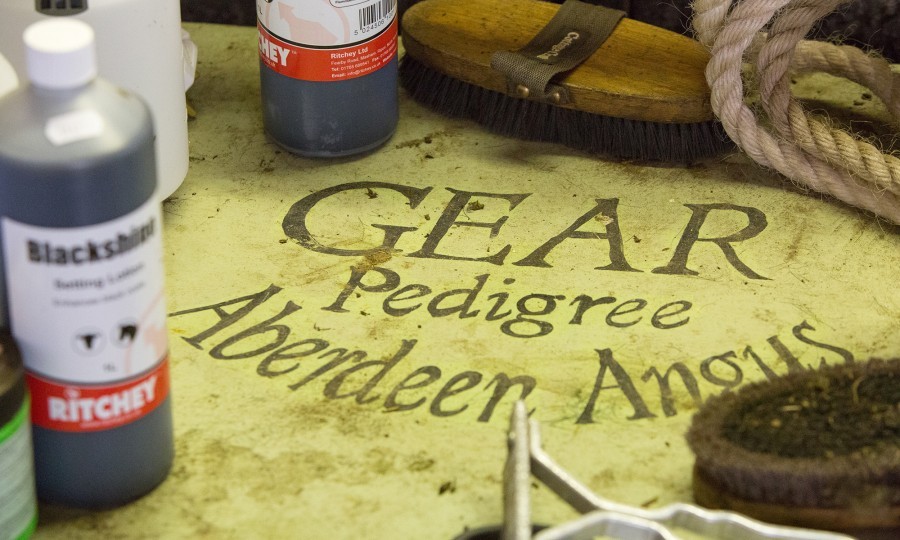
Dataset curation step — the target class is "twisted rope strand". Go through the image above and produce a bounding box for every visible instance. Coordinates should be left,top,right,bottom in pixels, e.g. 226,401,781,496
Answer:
758,0,900,196
756,0,838,134
692,0,900,224
791,41,900,121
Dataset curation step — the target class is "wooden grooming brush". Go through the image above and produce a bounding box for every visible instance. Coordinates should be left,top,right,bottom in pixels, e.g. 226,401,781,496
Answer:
399,0,732,162
687,358,900,536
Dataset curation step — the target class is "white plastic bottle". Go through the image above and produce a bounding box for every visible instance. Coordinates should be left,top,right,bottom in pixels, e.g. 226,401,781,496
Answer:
0,52,16,98
0,0,189,200
0,19,174,508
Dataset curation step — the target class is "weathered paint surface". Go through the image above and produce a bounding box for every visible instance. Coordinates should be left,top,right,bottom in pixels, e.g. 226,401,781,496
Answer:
34,23,899,540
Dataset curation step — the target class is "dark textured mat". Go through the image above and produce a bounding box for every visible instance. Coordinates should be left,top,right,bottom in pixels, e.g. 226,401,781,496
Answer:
183,0,899,62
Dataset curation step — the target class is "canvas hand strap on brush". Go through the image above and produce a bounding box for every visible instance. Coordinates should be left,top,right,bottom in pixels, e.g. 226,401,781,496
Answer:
692,0,900,224
490,0,625,104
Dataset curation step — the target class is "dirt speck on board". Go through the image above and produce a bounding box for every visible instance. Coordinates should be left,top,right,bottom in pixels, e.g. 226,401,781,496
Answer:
355,248,394,271
438,480,457,495
394,131,445,149
594,213,613,225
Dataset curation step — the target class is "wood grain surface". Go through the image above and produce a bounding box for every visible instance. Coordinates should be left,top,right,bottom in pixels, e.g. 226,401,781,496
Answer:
401,0,715,123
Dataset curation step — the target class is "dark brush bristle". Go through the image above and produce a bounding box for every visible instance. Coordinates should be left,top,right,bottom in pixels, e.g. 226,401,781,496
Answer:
687,358,900,512
399,54,733,163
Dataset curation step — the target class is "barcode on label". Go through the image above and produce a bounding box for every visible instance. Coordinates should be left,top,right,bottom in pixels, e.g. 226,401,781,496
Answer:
359,0,396,28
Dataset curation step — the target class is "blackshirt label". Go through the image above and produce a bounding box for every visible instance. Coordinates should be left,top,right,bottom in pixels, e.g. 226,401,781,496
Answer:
2,198,170,432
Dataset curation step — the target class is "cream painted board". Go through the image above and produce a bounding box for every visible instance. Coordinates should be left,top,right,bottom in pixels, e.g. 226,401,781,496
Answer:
32,22,899,540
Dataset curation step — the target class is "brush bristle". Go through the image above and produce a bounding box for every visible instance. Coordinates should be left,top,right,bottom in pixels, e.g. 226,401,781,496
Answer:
399,54,733,163
687,358,900,511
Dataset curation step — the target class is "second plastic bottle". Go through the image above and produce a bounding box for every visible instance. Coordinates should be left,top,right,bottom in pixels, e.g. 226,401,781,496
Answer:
257,0,399,157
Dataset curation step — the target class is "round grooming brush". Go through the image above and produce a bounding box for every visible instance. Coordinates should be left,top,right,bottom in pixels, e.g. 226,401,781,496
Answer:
687,359,900,535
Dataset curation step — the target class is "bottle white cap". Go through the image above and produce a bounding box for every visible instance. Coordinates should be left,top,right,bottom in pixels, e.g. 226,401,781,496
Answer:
23,19,97,89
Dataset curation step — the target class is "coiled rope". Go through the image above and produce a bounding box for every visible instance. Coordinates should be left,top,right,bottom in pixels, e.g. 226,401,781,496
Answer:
692,0,900,224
